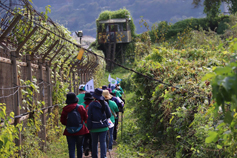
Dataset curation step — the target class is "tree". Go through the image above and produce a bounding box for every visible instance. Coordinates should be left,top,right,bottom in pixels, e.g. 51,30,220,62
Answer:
227,0,237,13
204,0,221,18
192,0,237,15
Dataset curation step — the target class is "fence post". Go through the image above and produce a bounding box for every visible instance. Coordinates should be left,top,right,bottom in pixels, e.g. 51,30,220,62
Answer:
46,62,52,114
39,59,46,150
0,14,22,42
80,72,83,84
84,72,87,83
73,72,76,93
69,72,72,92
11,51,21,156
26,55,34,119
53,67,59,127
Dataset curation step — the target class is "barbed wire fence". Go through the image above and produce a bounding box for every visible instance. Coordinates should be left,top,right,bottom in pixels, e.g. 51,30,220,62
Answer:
0,0,102,155
0,0,216,156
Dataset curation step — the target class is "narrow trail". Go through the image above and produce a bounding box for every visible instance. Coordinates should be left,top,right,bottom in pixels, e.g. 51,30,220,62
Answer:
83,114,123,158
82,143,118,158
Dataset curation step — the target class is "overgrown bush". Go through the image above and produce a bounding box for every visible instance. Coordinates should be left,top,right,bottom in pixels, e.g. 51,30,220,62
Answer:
118,25,237,156
150,15,230,43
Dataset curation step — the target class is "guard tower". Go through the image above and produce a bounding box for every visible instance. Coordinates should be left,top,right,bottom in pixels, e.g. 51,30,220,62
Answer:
97,18,132,71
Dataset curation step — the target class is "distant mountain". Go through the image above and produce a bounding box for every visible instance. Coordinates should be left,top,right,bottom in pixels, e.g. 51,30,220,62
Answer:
32,0,208,37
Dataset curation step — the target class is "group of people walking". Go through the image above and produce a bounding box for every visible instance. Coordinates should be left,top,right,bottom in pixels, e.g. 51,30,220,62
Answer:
60,83,125,158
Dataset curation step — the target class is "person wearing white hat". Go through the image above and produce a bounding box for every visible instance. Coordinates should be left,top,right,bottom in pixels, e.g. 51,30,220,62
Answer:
77,84,86,104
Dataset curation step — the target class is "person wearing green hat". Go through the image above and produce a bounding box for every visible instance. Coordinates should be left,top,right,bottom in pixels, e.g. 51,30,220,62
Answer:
111,89,122,98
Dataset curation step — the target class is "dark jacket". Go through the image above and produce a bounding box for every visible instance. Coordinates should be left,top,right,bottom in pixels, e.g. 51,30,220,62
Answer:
60,103,89,136
111,96,122,109
87,100,111,130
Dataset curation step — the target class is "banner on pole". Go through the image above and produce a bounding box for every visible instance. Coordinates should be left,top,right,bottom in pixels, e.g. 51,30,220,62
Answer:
116,77,122,83
108,74,112,82
110,78,117,87
84,79,94,92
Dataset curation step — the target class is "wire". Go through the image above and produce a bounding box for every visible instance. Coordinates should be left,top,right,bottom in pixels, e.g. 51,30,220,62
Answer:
0,87,19,99
0,85,19,90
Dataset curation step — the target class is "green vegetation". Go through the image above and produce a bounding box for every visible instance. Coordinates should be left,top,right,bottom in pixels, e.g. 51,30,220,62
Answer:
149,15,230,43
115,13,237,157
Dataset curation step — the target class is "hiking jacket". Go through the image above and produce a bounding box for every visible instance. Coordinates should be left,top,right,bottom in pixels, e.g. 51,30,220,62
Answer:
87,100,111,131
112,89,122,97
77,93,85,104
81,100,93,124
106,100,119,123
111,96,122,109
60,103,89,136
118,86,124,94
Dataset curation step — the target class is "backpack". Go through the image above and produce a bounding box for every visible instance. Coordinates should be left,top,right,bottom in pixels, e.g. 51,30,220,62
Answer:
66,104,83,133
87,101,109,130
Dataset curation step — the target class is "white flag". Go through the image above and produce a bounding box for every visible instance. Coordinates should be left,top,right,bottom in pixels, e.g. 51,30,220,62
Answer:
116,77,122,83
84,79,94,92
110,78,117,87
108,74,112,82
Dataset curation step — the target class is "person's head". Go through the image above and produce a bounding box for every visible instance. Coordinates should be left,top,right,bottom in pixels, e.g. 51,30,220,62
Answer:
102,85,107,90
102,90,113,100
84,92,94,101
79,84,85,93
92,88,105,101
115,85,119,89
92,88,106,113
66,92,78,105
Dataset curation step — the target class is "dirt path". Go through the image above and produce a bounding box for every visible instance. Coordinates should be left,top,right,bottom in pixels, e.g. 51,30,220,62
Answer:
83,143,118,158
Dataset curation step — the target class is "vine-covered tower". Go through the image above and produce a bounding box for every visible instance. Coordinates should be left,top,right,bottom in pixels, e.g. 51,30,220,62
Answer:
97,18,132,71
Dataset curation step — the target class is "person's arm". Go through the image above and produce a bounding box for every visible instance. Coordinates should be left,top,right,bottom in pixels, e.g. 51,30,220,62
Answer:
105,101,112,119
111,101,119,113
78,105,88,122
87,102,93,120
60,110,67,126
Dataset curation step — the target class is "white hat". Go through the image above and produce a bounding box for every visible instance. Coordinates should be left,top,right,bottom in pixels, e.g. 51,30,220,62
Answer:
79,84,85,90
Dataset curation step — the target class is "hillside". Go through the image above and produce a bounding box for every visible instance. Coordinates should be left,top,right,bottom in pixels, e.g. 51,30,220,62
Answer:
32,0,210,37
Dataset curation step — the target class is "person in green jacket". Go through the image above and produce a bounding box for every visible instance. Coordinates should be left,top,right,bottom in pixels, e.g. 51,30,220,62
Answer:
77,84,86,104
102,90,119,151
112,89,122,98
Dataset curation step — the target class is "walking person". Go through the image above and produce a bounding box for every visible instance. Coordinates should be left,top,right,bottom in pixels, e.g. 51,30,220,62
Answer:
81,92,94,156
77,84,86,104
102,90,119,151
87,88,111,158
108,89,123,144
60,92,89,158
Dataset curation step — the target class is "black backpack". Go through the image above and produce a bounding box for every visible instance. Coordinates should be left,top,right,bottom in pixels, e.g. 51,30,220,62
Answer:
66,104,83,133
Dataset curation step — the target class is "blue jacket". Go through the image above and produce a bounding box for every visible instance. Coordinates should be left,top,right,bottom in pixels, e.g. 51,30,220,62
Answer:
87,100,111,130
